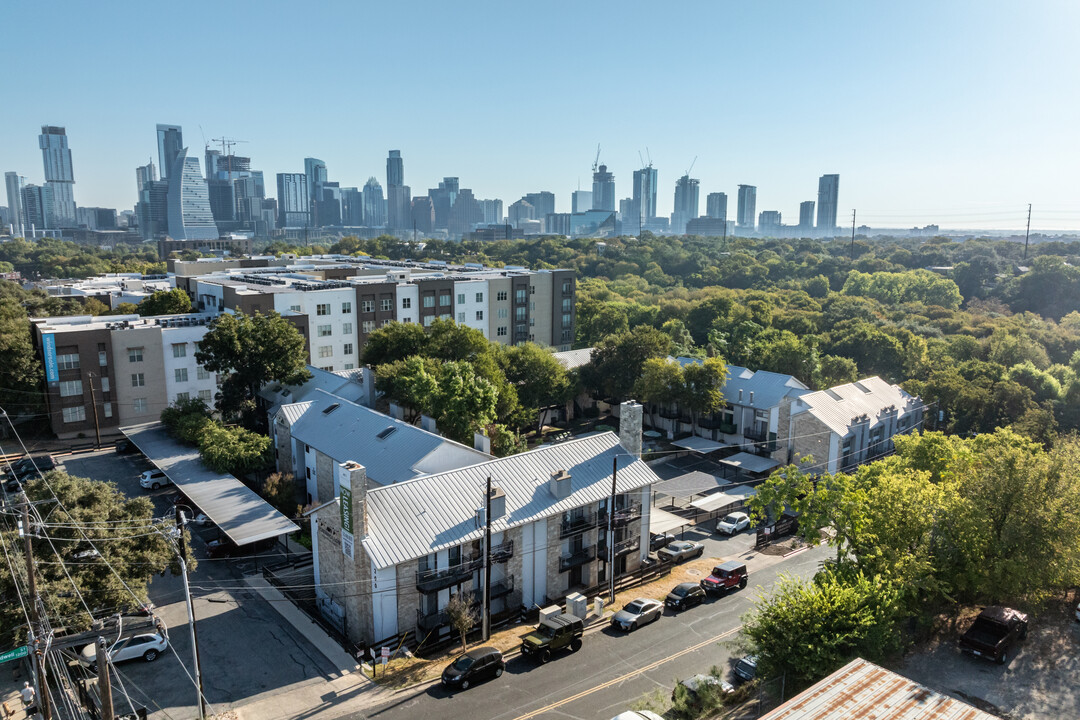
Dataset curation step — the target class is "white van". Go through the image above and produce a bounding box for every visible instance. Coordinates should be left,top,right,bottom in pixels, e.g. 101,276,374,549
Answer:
139,470,171,490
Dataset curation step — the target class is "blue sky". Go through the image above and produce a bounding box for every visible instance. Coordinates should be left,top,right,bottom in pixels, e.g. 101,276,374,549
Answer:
3,0,1079,231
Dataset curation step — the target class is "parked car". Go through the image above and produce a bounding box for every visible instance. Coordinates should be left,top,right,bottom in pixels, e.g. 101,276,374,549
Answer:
673,673,735,702
78,633,168,670
611,598,663,631
665,582,707,612
611,712,664,720
11,456,54,481
657,540,705,563
115,439,140,455
958,606,1028,665
520,613,584,663
441,646,504,690
649,532,676,552
716,512,751,535
700,560,748,596
206,536,276,559
139,470,171,490
733,655,758,683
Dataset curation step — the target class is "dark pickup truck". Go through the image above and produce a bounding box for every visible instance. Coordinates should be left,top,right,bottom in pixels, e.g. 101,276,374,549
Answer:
958,606,1028,665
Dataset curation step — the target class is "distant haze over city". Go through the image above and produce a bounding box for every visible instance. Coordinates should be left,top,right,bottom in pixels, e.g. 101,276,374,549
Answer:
1,1,1078,232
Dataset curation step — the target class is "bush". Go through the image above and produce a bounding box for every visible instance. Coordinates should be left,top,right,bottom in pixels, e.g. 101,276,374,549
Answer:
161,397,213,445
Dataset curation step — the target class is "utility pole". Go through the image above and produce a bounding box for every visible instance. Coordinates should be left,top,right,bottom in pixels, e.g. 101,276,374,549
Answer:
95,639,114,720
1024,203,1032,260
87,373,101,450
174,507,205,720
482,476,492,641
607,456,618,605
849,210,857,260
22,504,51,720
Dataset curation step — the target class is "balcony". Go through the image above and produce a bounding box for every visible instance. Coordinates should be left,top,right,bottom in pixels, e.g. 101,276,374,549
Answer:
560,512,597,538
600,502,642,528
719,422,739,435
696,415,725,430
559,546,596,572
489,540,514,564
658,407,680,420
614,536,640,557
416,607,450,632
415,556,481,593
489,576,514,599
743,426,769,442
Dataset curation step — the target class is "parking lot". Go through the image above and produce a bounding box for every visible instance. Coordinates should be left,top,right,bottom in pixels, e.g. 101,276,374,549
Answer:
56,449,344,720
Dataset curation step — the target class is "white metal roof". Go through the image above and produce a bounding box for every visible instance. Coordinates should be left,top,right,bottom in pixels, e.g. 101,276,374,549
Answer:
789,377,922,437
671,436,726,453
668,359,810,408
758,658,998,720
689,484,758,513
120,422,298,546
362,432,660,569
287,390,490,486
259,365,366,417
278,401,312,426
553,347,594,371
717,451,780,474
649,507,691,534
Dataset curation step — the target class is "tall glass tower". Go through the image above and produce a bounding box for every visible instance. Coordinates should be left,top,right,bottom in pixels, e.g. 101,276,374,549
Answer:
39,126,76,226
386,150,410,230
156,124,183,179
166,149,219,240
591,164,615,211
4,172,23,237
737,185,757,230
816,174,840,234
671,175,699,235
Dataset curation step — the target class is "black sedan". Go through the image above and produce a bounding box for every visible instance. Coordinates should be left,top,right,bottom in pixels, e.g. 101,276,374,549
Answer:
665,582,706,611
441,646,504,690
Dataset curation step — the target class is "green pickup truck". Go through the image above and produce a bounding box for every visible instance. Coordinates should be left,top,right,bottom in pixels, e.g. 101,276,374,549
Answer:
520,613,584,663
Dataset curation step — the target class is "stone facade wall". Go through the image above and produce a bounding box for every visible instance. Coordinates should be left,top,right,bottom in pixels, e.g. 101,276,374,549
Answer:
273,416,293,479
544,514,565,604
395,558,421,636
790,413,834,474
315,449,335,504
503,525,524,609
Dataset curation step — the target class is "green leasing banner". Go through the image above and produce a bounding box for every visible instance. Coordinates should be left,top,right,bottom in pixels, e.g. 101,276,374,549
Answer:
0,646,29,664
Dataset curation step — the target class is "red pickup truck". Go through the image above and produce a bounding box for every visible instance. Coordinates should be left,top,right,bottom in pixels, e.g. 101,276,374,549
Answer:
699,560,748,595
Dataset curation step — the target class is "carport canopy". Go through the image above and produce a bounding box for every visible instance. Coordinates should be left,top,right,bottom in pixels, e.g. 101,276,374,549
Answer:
121,422,298,546
717,451,781,475
689,484,758,514
670,436,726,453
649,507,691,534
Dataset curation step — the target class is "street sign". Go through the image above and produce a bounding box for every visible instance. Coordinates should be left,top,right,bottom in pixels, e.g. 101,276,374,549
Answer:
381,646,390,664
0,646,29,664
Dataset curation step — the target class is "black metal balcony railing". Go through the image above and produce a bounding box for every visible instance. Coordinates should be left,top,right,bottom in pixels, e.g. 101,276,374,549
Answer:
560,512,597,538
489,540,514,563
416,607,450,632
614,536,640,557
489,576,514,599
719,422,739,435
696,415,725,430
599,502,642,528
559,546,596,572
743,426,770,443
415,556,482,593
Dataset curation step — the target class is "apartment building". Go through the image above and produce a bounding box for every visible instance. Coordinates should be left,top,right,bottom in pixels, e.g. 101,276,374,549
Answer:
30,314,221,439
35,273,175,309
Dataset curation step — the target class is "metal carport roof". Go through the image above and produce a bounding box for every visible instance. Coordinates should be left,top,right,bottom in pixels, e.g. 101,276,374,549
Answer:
717,451,780,474
670,436,727,453
649,507,692,534
120,422,298,546
689,484,758,513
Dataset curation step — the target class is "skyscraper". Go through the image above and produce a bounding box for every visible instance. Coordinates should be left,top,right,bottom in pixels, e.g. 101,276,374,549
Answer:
706,192,727,220
799,201,815,233
21,184,53,230
341,187,364,226
524,192,555,220
386,150,404,187
448,188,482,236
276,173,310,228
386,150,410,231
816,174,840,234
591,164,615,211
571,190,592,214
671,175,700,234
758,210,782,234
363,178,386,227
411,196,434,233
631,165,658,230
135,161,157,192
737,185,757,231
156,125,183,179
167,149,219,240
508,200,535,228
479,199,503,225
304,158,328,224
429,177,459,230
39,126,76,226
4,172,23,237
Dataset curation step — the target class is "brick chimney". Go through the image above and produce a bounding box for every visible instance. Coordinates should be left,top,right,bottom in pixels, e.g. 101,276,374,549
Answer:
619,400,643,457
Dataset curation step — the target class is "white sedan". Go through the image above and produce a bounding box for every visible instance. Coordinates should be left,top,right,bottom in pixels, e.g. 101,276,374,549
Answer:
611,598,663,632
716,512,751,535
79,633,168,669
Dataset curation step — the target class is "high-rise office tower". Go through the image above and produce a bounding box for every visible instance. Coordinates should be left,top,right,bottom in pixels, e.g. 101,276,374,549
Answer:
799,201,815,232
524,192,555,220
508,200,535,228
592,164,615,211
167,149,219,240
706,192,727,220
135,161,157,192
304,158,328,224
737,185,757,230
156,125,183,179
671,175,700,234
21,185,53,230
363,177,386,227
816,174,839,234
429,177,459,230
39,126,76,226
4,172,24,237
479,198,503,225
276,173,310,228
631,165,658,230
571,190,592,214
386,150,409,231
448,188,482,236
205,149,221,179
386,150,404,187
341,187,364,226
411,196,434,233
758,210,782,234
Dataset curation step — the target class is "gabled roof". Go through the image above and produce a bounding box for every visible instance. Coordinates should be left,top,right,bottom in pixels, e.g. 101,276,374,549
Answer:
668,359,810,409
286,389,490,486
362,432,660,569
278,401,313,426
788,377,922,437
259,365,366,417
553,347,594,371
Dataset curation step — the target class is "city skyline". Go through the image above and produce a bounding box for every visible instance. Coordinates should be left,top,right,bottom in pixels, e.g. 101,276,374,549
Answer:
1,1,1078,231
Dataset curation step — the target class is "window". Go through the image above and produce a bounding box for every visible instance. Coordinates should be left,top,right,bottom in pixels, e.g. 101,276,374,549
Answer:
402,316,413,323
562,298,572,312
423,316,434,327
439,313,451,321
529,301,535,311
172,343,186,358
344,343,353,355
562,313,572,327
516,323,526,335
128,347,144,363
62,406,86,423
316,304,331,316
362,299,374,313
103,402,113,418
176,392,190,402
497,291,507,302
402,297,412,309
529,318,535,326
457,312,466,322
290,304,301,313
342,301,352,314
563,281,572,294
515,307,527,321
318,346,333,358
362,320,376,333
133,398,148,413
381,298,392,312
174,368,188,383
438,294,451,307
497,326,507,337
515,289,527,303
344,363,355,370
317,325,332,337
457,293,465,304
198,389,212,403
476,310,484,321
131,373,145,387
59,380,83,397
57,353,80,370
197,367,210,380
475,292,484,302
319,366,333,371
530,285,536,295
381,319,391,327
100,377,110,393
98,350,108,367
422,295,435,308
498,308,508,319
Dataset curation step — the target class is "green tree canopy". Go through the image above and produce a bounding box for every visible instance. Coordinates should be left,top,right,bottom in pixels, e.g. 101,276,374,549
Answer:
137,288,193,316
580,326,672,401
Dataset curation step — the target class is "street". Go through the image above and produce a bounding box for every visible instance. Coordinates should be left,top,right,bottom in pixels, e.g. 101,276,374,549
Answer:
352,543,828,720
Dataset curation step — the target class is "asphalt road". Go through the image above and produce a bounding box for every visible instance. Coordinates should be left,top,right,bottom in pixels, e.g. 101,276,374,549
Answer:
354,543,829,720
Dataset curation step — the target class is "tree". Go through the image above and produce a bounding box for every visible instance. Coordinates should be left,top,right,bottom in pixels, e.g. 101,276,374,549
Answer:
427,361,499,444
160,397,213,444
680,357,727,426
485,423,528,457
375,356,441,422
360,321,428,366
635,358,684,428
580,326,672,401
443,592,478,651
0,296,43,414
137,288,192,316
263,472,299,516
195,311,312,427
197,423,272,476
816,354,858,389
499,343,573,431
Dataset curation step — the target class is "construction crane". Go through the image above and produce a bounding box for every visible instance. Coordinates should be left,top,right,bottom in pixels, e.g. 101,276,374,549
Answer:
686,156,697,177
592,143,601,173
